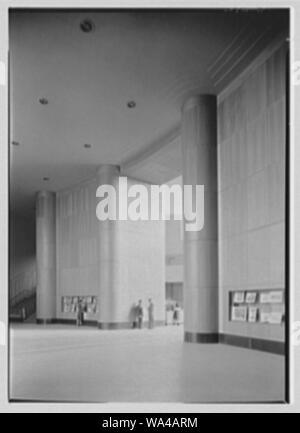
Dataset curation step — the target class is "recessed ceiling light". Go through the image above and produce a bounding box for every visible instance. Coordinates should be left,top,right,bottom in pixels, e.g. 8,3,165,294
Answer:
80,19,95,33
127,101,136,109
43,177,50,181
39,98,49,105
84,143,92,149
12,141,20,146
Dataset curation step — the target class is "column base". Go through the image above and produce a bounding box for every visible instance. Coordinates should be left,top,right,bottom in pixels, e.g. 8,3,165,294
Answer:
184,331,285,354
184,331,219,343
98,322,131,330
219,333,285,355
98,320,165,330
55,319,98,327
36,318,56,324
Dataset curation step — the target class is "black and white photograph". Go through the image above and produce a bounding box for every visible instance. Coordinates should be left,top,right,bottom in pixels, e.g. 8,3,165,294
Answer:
7,6,289,404
2,0,300,415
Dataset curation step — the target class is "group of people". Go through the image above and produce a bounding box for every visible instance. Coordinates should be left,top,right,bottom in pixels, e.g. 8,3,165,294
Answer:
76,297,155,329
133,298,154,329
76,296,181,329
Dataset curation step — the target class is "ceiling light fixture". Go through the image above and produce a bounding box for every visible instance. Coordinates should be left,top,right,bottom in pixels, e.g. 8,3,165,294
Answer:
84,143,92,149
80,19,95,33
127,101,136,109
39,98,49,105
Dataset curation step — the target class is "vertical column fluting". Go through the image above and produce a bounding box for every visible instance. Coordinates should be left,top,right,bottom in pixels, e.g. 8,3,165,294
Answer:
96,165,121,329
181,95,218,342
36,191,56,323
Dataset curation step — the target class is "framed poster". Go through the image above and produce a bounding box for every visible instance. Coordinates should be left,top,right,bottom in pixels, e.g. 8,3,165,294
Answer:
245,292,257,303
88,304,97,314
61,295,98,314
248,306,258,323
233,292,245,304
259,292,270,303
231,306,247,322
64,305,71,313
259,310,270,323
268,312,283,324
268,291,284,304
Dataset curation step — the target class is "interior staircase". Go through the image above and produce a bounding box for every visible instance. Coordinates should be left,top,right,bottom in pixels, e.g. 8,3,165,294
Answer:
9,289,36,323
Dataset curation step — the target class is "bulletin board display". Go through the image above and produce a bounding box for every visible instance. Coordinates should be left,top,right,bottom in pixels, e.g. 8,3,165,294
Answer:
229,290,285,324
61,296,98,314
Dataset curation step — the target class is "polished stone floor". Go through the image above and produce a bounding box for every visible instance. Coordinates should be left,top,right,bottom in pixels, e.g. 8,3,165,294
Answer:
9,324,285,403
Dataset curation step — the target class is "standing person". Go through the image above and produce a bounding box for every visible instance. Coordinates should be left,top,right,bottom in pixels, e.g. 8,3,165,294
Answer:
137,300,143,329
82,299,87,325
76,298,83,327
148,298,154,329
173,302,180,326
131,302,137,329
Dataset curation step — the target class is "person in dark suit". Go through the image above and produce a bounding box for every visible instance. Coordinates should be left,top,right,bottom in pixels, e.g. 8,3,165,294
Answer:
136,300,143,329
76,298,84,327
173,302,180,326
148,298,154,329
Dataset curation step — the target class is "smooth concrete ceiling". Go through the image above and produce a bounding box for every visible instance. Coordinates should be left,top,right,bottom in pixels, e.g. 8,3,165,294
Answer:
9,9,288,216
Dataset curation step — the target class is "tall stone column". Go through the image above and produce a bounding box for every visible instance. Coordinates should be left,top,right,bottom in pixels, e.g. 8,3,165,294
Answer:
36,191,56,323
181,95,218,343
96,165,121,329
